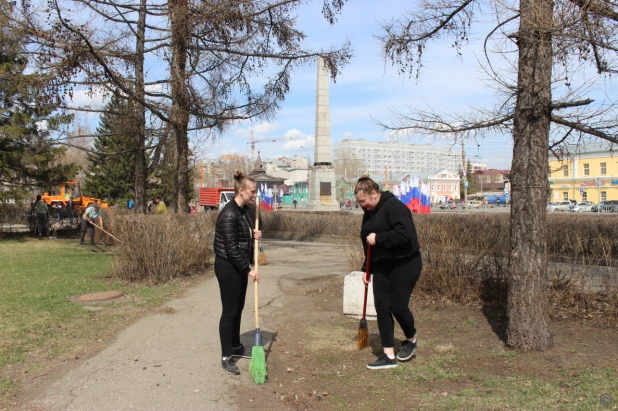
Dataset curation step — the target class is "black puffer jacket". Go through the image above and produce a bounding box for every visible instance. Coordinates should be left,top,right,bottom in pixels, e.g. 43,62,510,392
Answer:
361,191,421,270
213,199,261,275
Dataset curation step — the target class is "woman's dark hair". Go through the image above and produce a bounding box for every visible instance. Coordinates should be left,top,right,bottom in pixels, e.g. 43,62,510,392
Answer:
36,195,42,202
233,171,256,195
354,175,380,195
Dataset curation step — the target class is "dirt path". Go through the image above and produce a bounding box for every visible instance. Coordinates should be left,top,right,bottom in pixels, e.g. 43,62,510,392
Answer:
24,239,350,411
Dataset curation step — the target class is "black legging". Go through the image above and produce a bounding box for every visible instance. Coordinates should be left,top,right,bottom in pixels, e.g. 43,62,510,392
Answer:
80,219,95,244
372,254,422,348
215,257,248,358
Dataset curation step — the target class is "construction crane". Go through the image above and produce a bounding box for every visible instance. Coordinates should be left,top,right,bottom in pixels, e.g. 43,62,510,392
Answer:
247,131,301,160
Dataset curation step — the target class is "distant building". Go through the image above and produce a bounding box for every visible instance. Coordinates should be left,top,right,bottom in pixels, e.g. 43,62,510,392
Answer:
334,139,461,176
473,169,510,195
470,162,487,172
548,142,618,203
410,170,461,203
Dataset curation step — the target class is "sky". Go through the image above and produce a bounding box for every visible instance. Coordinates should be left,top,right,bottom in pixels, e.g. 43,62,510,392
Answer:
67,0,516,170
203,0,515,170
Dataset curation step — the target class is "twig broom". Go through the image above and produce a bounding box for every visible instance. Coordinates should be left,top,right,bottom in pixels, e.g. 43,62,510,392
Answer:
91,221,123,243
250,199,267,384
357,244,371,350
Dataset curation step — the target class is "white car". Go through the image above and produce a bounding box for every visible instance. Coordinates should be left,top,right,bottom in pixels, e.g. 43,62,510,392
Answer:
572,202,593,212
554,200,574,212
547,202,559,212
467,201,481,209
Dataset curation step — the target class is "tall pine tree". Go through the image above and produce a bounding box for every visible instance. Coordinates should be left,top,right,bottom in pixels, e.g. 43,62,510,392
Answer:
0,3,76,200
84,93,135,202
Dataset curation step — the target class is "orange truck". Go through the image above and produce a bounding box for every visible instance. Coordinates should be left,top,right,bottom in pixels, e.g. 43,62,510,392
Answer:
41,181,108,213
199,187,234,211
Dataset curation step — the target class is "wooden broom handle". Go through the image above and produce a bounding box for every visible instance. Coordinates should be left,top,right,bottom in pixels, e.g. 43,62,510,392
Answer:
362,245,371,319
254,199,260,329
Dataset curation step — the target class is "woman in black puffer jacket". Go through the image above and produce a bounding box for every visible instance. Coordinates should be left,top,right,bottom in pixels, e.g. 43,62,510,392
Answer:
213,171,261,376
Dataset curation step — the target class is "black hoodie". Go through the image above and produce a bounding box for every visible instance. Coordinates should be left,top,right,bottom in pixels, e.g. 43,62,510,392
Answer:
360,191,421,271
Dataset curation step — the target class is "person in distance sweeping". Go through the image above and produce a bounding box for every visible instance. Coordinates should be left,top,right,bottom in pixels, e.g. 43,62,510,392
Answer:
80,202,103,245
213,171,262,375
355,176,422,370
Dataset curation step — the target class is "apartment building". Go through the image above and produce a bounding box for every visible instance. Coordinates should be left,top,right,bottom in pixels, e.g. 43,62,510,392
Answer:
334,139,461,176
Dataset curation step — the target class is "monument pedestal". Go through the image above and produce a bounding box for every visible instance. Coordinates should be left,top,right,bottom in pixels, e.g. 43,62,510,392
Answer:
306,165,339,211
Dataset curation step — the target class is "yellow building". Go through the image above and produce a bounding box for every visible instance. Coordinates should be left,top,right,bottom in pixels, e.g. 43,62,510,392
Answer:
548,144,618,203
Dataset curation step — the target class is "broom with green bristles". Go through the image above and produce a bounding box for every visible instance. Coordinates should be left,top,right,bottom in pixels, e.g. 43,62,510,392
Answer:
250,199,267,384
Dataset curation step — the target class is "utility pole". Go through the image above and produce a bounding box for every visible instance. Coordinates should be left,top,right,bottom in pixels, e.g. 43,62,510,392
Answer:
385,166,389,190
462,141,468,212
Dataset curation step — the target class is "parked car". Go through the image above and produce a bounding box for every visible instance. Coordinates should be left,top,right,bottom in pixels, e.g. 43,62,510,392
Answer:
547,202,559,212
439,201,457,210
572,202,593,212
554,200,574,212
592,200,618,212
467,200,481,209
591,201,609,212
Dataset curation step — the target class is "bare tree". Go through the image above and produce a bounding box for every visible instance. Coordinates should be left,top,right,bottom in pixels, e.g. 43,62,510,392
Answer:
333,148,365,181
367,0,618,350
11,0,351,213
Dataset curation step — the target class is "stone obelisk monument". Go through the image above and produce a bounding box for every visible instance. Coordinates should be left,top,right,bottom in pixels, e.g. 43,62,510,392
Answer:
307,57,339,211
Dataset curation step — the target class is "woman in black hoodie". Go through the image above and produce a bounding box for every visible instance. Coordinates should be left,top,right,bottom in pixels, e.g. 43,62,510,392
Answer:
355,176,422,370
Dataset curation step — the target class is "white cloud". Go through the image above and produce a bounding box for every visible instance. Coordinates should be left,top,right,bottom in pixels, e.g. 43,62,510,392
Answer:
283,128,309,139
281,130,314,151
343,132,353,138
234,121,280,139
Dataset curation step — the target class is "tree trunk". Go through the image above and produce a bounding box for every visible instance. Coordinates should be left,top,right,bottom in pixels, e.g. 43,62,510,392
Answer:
507,0,553,350
169,0,190,213
134,0,147,214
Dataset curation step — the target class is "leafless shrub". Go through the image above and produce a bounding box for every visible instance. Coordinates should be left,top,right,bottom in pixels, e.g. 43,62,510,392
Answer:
262,211,359,240
103,211,217,283
0,204,27,232
337,212,616,321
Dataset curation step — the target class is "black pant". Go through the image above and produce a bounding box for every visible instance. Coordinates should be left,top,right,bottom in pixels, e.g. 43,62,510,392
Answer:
80,219,95,244
36,213,48,236
215,257,249,357
372,254,422,348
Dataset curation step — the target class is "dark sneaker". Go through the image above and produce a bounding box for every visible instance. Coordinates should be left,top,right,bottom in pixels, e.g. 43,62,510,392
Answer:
231,344,249,358
221,357,240,375
367,354,397,370
397,340,417,361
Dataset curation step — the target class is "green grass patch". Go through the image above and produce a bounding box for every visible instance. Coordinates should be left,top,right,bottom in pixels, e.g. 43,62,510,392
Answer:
0,238,194,373
464,318,478,328
0,377,15,399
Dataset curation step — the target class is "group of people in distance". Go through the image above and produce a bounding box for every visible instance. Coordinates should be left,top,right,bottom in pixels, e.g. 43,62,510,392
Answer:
213,172,422,375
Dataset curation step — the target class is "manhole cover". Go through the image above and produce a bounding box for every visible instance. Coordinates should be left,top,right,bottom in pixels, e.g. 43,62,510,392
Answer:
77,290,125,302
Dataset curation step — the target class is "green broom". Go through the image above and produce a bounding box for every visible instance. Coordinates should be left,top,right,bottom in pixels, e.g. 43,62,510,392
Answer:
250,199,267,384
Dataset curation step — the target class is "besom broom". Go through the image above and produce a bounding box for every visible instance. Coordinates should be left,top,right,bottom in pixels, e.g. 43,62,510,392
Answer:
357,244,372,350
250,200,267,384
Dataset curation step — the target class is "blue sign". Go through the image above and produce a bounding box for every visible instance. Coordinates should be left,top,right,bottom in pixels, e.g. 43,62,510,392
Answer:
464,180,468,189
580,187,584,194
504,187,509,194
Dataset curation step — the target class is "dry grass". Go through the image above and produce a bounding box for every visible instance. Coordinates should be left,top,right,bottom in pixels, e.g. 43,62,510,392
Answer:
0,204,26,229
266,211,617,321
96,209,617,319
103,211,217,283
